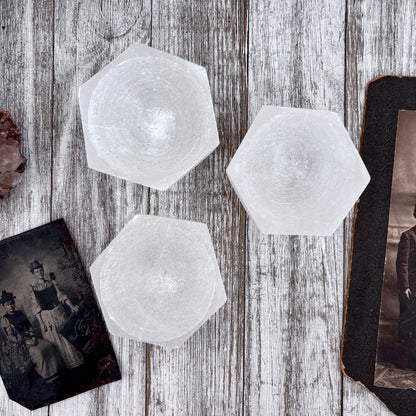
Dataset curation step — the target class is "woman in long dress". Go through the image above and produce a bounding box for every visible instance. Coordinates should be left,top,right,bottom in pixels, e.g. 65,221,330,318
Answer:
29,260,84,369
0,290,65,382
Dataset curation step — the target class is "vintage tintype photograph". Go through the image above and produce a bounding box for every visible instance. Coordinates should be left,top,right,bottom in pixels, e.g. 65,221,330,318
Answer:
374,110,416,389
0,219,121,409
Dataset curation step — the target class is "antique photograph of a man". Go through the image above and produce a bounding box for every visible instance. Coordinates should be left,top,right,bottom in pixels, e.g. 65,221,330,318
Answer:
396,209,416,344
0,219,121,410
374,110,416,389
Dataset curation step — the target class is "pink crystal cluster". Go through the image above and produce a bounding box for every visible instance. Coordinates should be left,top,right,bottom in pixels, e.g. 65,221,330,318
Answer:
0,110,26,199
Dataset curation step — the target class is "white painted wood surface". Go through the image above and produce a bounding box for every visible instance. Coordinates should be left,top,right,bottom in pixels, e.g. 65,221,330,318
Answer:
246,1,346,415
0,0,413,414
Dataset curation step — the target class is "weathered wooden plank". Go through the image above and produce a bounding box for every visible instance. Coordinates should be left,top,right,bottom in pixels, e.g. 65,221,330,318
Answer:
2,1,411,414
49,1,151,415
245,1,346,415
0,0,53,253
0,0,52,414
343,1,416,415
147,1,247,414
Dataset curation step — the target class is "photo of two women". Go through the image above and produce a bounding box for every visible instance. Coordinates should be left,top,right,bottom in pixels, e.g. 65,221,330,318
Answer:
0,220,120,409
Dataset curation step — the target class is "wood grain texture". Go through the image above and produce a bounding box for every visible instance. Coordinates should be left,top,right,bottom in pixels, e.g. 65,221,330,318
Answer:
245,1,346,415
0,0,52,414
343,1,416,415
147,1,247,414
1,0,415,414
49,1,151,415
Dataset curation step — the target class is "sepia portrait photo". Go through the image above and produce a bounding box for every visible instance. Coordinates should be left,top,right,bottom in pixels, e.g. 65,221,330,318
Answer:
0,219,120,409
375,110,416,389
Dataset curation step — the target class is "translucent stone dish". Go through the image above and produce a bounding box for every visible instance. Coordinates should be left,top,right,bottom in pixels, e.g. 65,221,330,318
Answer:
90,215,226,349
227,106,370,236
79,43,219,190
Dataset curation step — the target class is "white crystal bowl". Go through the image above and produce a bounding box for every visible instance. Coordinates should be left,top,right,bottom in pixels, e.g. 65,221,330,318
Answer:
79,44,219,190
227,106,370,236
91,215,226,349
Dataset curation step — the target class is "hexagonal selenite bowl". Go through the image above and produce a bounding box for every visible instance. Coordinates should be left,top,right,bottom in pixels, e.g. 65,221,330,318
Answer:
90,215,226,349
79,43,219,190
227,106,370,236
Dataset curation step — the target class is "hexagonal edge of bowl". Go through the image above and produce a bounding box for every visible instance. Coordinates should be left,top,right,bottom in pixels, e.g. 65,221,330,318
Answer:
79,43,219,190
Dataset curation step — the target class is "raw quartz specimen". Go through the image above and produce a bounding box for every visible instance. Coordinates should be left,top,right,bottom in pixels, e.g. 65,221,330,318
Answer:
79,43,219,190
90,215,226,349
0,110,27,199
227,106,370,236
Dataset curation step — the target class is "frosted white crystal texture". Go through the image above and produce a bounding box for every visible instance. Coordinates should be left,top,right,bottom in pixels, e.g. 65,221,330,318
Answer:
90,215,226,349
79,43,219,190
227,106,370,236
